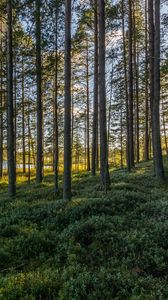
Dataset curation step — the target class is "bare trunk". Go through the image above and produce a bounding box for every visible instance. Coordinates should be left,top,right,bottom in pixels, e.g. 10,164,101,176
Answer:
120,109,123,168
86,42,90,171
128,0,134,169
28,101,31,184
153,0,164,179
107,63,113,151
162,98,168,156
63,0,72,200
13,56,17,170
7,0,16,196
92,0,98,176
21,58,26,173
0,30,3,178
144,0,149,161
54,7,59,193
36,0,43,183
98,0,110,189
148,0,155,159
121,0,130,171
135,48,140,163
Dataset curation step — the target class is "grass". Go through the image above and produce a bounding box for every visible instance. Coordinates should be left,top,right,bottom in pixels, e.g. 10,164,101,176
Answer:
0,159,168,299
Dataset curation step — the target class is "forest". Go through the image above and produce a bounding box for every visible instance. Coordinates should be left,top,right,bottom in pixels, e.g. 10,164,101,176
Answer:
0,0,168,299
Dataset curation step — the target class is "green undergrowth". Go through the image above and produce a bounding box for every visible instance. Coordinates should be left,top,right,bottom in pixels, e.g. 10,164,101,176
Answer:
0,160,168,299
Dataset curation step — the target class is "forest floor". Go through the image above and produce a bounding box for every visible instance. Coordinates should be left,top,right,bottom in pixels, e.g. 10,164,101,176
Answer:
1,159,168,299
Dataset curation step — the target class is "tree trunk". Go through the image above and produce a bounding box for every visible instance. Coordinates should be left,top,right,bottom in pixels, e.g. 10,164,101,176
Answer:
30,131,36,167
133,2,139,163
63,0,72,200
98,0,110,189
71,90,74,148
35,0,43,183
86,41,90,171
0,88,3,179
128,0,134,169
21,58,26,173
144,0,149,161
53,7,59,193
162,98,168,156
120,109,123,168
7,0,16,196
28,100,31,184
84,112,87,169
153,0,164,179
136,48,140,163
148,0,154,159
107,63,113,151
92,0,98,176
121,0,130,171
13,54,17,171
0,30,3,178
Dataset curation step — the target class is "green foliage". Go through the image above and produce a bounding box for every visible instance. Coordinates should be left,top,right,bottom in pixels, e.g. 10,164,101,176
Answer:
1,160,168,299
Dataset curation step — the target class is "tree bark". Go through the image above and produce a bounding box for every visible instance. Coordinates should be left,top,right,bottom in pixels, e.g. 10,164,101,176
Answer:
98,0,110,189
148,0,154,158
7,0,16,196
92,0,98,176
63,0,72,200
144,0,149,161
162,98,168,156
120,109,123,168
28,100,31,184
21,58,26,173
128,0,134,169
86,41,90,171
107,64,113,151
153,0,164,179
0,28,3,178
121,0,130,171
53,6,59,193
13,55,17,171
132,1,139,163
135,48,140,163
35,0,43,183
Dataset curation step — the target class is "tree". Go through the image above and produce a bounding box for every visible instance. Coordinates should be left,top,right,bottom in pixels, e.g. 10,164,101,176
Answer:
21,57,26,173
92,0,98,176
121,0,130,170
0,21,3,179
144,0,149,161
63,0,72,200
133,1,139,163
53,5,59,193
148,0,154,155
86,40,90,171
98,0,110,189
7,0,16,196
152,0,164,179
128,0,134,170
35,0,43,183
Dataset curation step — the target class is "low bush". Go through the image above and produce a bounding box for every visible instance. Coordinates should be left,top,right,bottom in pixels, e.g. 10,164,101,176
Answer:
1,160,168,299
